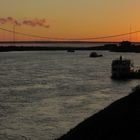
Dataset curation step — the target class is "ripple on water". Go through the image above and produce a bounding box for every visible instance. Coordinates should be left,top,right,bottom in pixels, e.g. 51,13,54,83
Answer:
0,51,140,140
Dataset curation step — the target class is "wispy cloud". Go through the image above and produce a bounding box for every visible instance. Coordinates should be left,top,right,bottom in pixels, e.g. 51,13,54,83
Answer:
22,19,50,28
0,17,50,28
0,17,21,26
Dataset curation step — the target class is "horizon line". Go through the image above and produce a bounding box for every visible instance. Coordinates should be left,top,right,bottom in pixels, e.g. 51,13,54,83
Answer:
0,40,139,44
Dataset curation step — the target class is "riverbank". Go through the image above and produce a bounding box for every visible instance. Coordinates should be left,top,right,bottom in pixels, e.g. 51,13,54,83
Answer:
0,44,140,52
0,41,140,52
0,46,104,52
57,86,140,140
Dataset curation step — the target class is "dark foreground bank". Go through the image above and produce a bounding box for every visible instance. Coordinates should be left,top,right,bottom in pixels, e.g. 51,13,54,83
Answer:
57,86,140,140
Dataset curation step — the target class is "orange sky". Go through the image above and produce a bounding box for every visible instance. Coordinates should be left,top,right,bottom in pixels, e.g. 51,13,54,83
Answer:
0,0,140,42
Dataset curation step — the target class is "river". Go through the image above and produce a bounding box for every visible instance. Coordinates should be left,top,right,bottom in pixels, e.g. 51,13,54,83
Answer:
0,48,140,140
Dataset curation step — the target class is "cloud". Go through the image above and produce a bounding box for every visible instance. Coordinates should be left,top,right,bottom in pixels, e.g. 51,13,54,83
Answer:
0,17,21,26
23,18,49,28
0,17,50,28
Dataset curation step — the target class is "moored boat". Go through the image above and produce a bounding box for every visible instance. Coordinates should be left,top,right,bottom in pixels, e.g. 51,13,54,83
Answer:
67,49,75,52
111,56,140,79
89,52,103,57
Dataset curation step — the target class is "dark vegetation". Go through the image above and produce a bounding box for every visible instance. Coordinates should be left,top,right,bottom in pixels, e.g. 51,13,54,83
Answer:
0,41,140,52
0,45,111,52
57,86,140,140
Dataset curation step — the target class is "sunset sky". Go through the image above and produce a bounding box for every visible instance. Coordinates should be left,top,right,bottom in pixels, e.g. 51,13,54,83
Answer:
0,0,140,41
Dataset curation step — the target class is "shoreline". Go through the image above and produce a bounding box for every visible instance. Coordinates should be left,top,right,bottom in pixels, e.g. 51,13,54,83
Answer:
0,42,140,52
57,86,140,140
0,46,104,52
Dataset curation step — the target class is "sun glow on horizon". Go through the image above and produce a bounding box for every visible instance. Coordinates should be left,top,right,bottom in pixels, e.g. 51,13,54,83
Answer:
0,0,140,42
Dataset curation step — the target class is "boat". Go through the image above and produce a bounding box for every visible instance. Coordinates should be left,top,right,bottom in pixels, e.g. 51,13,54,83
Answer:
89,52,103,57
67,49,75,52
111,56,140,79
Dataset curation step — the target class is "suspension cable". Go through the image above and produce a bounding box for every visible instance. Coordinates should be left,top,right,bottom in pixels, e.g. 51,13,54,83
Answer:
0,27,140,40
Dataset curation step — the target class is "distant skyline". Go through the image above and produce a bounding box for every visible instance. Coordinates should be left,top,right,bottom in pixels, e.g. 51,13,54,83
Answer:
0,0,140,41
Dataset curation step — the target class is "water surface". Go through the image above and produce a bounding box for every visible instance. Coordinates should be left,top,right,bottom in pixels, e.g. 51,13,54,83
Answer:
0,50,140,140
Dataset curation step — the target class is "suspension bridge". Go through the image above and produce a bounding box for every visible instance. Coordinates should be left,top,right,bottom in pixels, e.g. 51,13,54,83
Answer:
0,27,140,41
